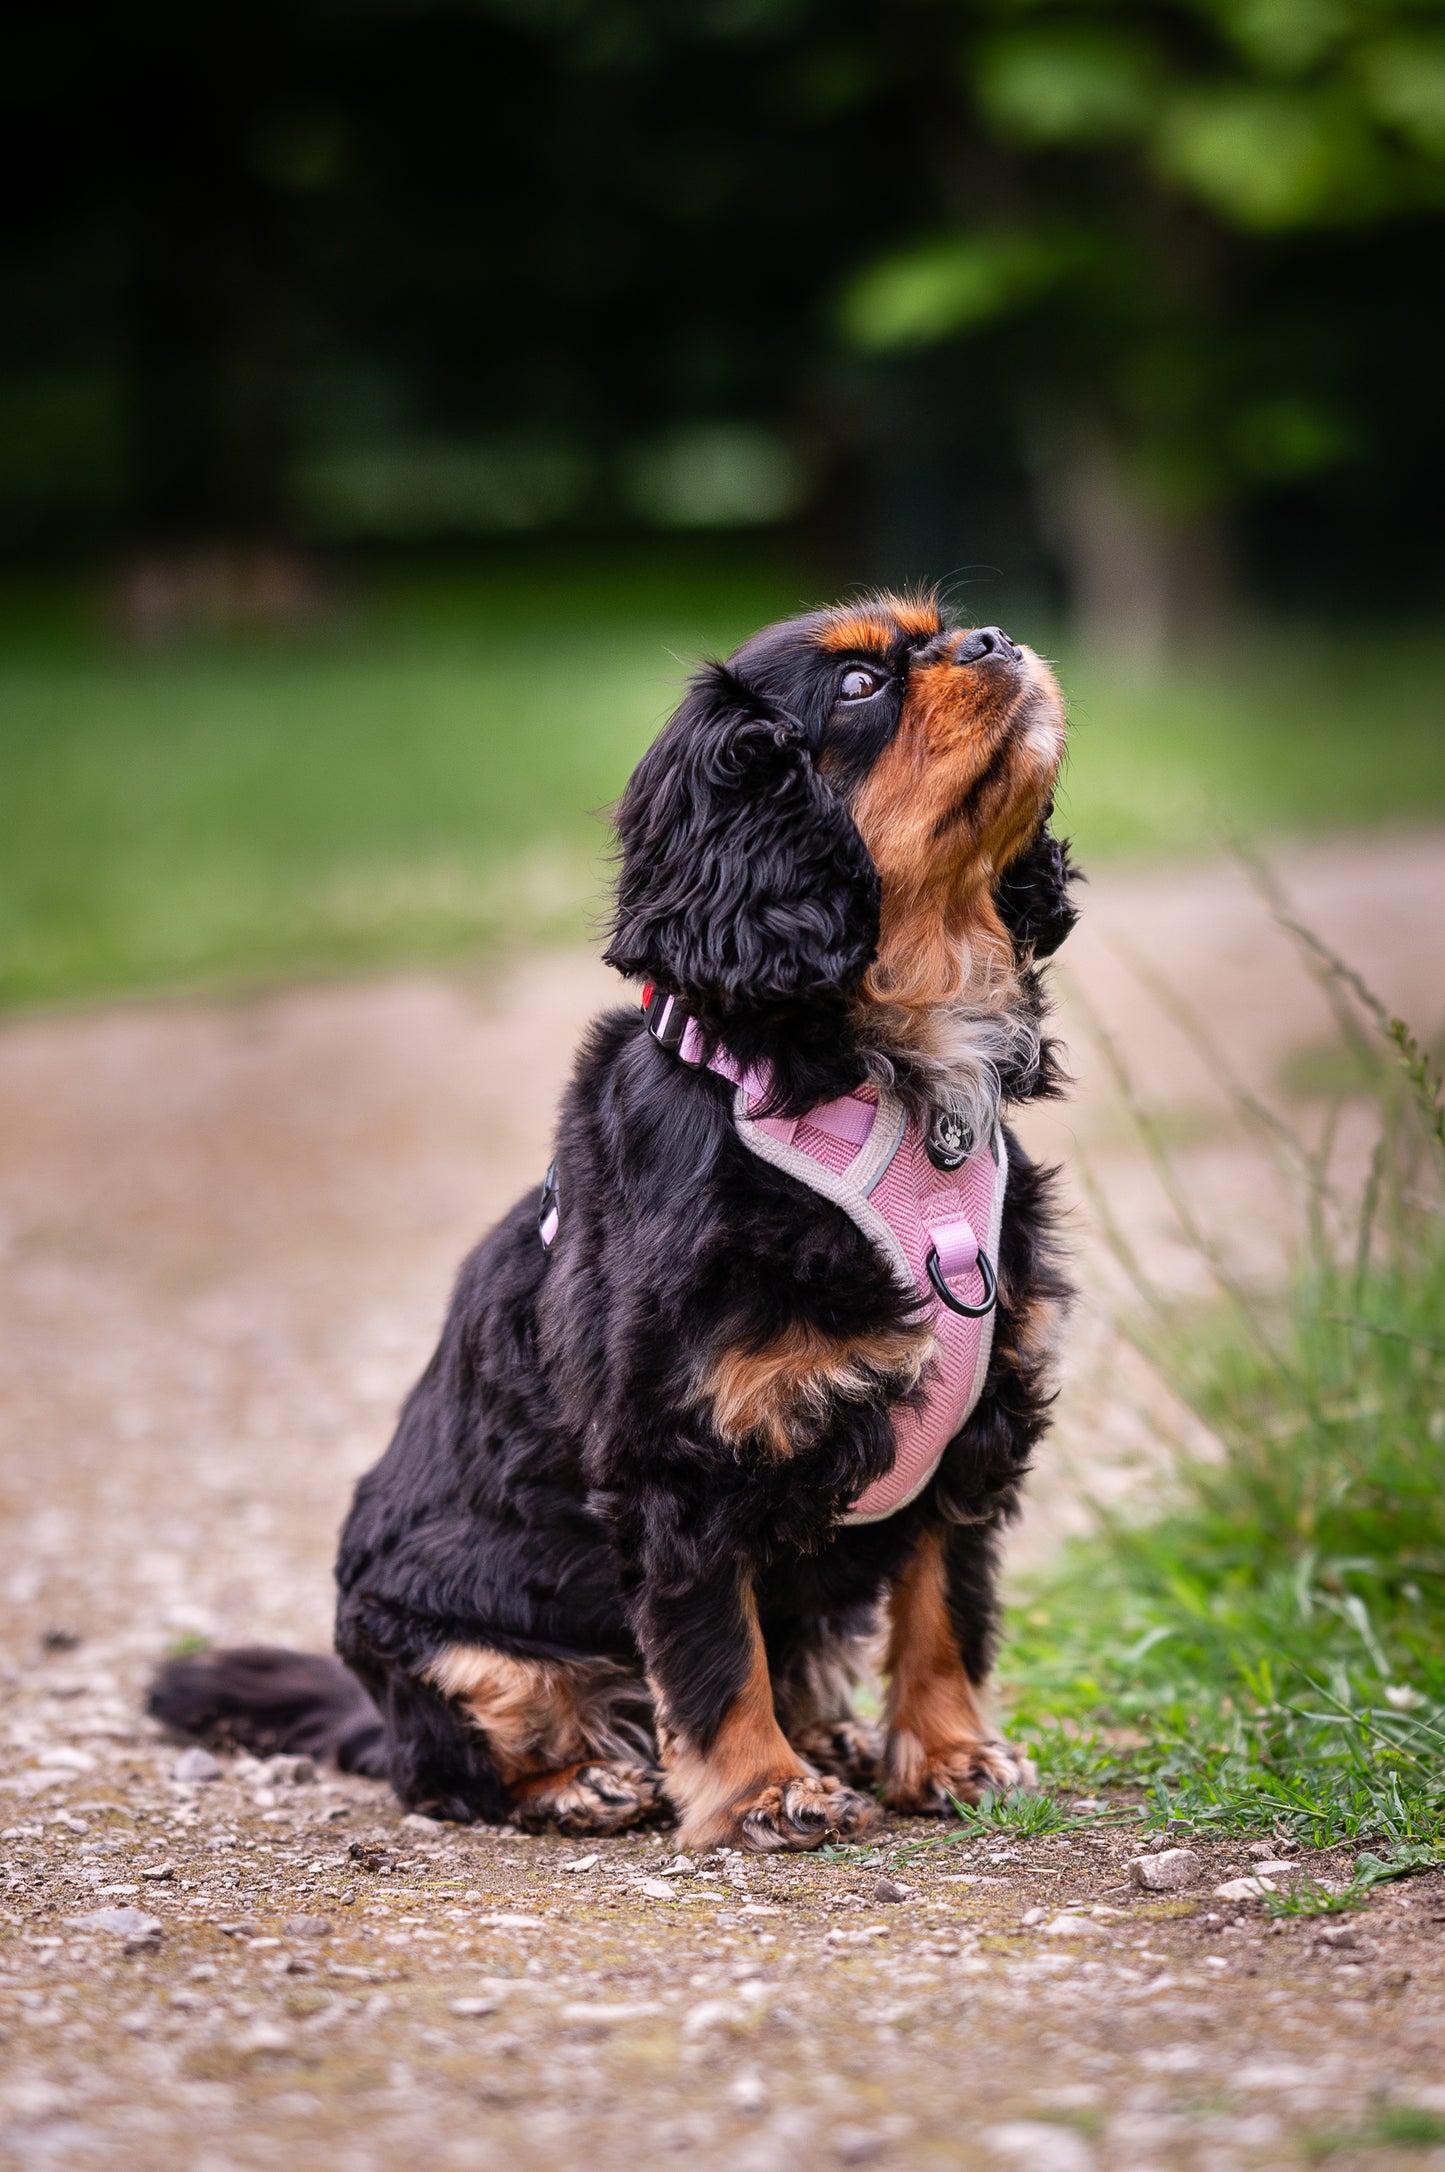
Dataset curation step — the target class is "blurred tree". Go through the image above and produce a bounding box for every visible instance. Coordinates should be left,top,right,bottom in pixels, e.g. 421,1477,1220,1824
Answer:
839,0,1445,654
1,0,1442,643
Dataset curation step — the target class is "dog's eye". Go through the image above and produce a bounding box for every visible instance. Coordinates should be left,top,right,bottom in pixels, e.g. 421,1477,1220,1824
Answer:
838,666,885,701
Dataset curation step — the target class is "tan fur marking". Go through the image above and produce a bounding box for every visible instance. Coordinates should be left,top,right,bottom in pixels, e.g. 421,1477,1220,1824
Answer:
882,1528,993,1806
815,593,942,653
423,1645,645,1785
999,1287,1063,1373
508,1760,590,1806
659,1585,807,1848
851,640,1063,1058
699,1319,932,1456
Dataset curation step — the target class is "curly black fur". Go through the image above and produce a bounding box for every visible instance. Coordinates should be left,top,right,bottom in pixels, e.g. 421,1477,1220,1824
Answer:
149,597,1080,1835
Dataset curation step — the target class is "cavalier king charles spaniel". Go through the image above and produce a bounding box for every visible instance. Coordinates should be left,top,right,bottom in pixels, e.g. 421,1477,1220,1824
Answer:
152,591,1079,1853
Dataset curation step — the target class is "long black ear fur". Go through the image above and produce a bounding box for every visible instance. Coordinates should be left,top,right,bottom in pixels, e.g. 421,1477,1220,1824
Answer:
604,663,880,1023
994,819,1083,962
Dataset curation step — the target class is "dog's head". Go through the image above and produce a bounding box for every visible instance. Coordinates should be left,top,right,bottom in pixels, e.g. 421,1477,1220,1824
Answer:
605,592,1074,1094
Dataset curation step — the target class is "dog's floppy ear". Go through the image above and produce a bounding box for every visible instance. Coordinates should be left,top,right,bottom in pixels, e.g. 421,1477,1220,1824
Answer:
993,816,1082,962
604,661,880,1015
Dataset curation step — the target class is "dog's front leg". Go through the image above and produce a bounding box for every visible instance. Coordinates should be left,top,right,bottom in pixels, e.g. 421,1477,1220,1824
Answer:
882,1524,1034,1812
634,1551,877,1853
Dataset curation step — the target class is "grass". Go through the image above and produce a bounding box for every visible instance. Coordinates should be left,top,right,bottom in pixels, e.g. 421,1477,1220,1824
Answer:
1000,906,1445,1857
1305,2104,1445,2159
1261,1876,1367,1918
0,550,788,1011
1,547,1443,1011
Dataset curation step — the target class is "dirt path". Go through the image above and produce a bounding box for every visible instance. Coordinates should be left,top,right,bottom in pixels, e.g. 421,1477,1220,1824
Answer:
2,831,1444,2171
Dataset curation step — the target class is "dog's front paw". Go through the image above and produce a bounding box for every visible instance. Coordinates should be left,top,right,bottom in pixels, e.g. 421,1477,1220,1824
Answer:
509,1760,668,1835
732,1773,879,1853
885,1737,1035,1815
790,1718,882,1792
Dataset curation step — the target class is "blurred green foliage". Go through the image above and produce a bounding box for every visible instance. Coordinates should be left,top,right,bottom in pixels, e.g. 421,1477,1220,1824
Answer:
841,0,1445,541
3,0,1442,622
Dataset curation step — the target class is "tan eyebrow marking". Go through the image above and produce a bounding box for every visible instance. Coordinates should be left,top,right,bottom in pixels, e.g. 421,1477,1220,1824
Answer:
815,592,943,654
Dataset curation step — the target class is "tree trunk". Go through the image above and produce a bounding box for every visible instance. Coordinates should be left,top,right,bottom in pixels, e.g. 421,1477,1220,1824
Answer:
1035,424,1241,669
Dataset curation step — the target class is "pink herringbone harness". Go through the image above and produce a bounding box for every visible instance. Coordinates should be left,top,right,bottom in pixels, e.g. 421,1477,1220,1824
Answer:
540,990,1008,1524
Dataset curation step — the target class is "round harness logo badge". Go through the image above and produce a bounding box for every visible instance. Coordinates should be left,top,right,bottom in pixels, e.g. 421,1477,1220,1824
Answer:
926,1110,973,1172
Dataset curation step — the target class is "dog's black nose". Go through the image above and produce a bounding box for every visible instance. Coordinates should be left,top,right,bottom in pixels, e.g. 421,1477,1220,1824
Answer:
955,625,1022,666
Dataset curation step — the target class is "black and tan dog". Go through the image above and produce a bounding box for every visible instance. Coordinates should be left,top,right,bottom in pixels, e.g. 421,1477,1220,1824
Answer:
152,592,1078,1853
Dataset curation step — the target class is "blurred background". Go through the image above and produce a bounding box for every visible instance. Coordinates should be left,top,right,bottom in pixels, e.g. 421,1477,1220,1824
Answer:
2,0,1444,1005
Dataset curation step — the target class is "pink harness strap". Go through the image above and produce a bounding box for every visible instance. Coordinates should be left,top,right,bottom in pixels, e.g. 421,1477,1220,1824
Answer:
673,1016,1006,1524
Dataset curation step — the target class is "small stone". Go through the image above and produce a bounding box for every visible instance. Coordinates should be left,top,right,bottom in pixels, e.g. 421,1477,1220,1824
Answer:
559,2000,664,2026
1020,1907,1046,1927
1130,1848,1202,1893
348,1841,394,1873
729,2071,768,2114
401,1810,440,1830
1319,1924,1359,1949
265,1755,316,1785
562,1855,599,1873
5,2081,69,2124
63,1907,162,1940
138,1863,175,1881
1213,1876,1276,1902
33,1746,96,1773
1252,1859,1300,1878
1246,1841,1274,1859
682,1997,739,2038
637,1877,675,1901
450,1995,502,2017
234,2021,293,2057
282,1916,332,1938
1042,1913,1105,1939
172,1747,222,1784
872,1876,909,1904
216,1921,259,1938
832,2126,888,2164
982,2121,1095,2171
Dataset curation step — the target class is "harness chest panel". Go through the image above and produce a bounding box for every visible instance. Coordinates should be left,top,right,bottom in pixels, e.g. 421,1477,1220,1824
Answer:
650,997,1008,1524
728,1079,1007,1522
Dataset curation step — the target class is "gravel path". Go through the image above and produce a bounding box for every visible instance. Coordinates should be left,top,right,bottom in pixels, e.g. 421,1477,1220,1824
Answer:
2,830,1444,2170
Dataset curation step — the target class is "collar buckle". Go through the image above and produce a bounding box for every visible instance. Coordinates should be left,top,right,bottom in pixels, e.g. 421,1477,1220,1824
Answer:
641,983,691,1054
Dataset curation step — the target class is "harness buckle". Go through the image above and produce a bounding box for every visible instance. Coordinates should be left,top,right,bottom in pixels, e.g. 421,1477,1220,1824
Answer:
641,983,691,1054
538,1160,560,1249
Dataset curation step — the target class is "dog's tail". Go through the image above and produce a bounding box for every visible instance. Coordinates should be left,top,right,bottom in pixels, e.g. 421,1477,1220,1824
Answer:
147,1646,389,1778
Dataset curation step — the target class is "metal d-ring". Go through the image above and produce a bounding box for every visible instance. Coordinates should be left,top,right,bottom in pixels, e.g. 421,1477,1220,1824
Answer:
925,1242,998,1318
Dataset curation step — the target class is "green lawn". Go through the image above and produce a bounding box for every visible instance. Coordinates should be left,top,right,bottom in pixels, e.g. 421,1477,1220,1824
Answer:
2,549,1442,1011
